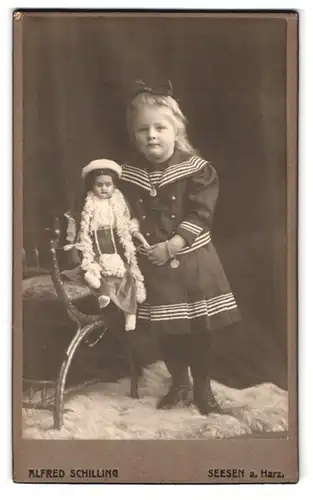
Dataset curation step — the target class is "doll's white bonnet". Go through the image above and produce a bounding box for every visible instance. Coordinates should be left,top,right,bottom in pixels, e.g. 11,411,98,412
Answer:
81,159,122,180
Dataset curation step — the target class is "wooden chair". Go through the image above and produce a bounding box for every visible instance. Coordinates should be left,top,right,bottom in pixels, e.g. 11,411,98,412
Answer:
22,219,140,429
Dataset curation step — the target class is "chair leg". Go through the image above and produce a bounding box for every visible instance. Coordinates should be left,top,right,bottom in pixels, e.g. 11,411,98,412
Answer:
129,352,140,399
124,331,140,399
53,320,107,429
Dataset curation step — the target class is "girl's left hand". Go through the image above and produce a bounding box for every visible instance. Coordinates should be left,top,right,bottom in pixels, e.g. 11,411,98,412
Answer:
146,242,169,266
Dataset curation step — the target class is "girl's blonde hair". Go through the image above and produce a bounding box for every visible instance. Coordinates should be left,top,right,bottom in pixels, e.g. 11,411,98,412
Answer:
126,92,197,155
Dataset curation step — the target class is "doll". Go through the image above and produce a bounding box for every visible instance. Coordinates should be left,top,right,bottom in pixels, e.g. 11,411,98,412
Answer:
73,158,148,332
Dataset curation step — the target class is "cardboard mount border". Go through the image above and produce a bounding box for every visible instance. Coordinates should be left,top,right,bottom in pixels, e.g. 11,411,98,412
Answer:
12,10,299,484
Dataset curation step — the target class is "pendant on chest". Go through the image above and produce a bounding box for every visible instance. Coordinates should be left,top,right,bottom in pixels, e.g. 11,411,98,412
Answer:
170,258,180,269
149,187,157,197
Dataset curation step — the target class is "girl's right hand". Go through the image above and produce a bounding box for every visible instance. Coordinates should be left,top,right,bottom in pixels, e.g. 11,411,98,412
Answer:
146,242,169,266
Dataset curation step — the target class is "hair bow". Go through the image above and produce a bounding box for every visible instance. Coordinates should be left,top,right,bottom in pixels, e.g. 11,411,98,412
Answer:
132,79,175,98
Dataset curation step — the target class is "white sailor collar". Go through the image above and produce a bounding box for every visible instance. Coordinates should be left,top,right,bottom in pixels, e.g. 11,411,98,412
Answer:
121,154,208,193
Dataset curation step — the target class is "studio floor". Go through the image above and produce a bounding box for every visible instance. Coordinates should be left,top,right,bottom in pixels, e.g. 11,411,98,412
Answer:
22,362,288,440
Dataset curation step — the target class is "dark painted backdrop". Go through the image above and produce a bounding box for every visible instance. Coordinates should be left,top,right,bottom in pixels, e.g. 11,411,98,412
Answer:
22,14,288,389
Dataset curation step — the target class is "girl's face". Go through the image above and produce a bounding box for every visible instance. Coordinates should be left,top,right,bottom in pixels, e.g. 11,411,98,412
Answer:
92,174,115,199
132,105,177,163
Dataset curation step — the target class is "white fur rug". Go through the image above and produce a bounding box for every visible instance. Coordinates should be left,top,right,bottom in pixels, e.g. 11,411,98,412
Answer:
23,362,288,440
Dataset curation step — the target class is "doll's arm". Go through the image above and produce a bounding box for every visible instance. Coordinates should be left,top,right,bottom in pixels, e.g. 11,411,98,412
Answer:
132,231,150,248
128,214,150,248
115,186,150,247
64,212,77,243
63,212,83,266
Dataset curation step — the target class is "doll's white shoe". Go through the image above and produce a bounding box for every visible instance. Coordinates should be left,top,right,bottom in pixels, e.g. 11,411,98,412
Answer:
125,313,136,331
98,295,111,308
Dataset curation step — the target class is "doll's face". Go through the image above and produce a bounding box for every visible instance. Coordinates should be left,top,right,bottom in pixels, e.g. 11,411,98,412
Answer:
132,105,177,163
92,174,115,199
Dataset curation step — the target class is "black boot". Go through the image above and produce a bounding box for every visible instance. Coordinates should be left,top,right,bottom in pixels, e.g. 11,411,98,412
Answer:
190,332,223,416
157,335,191,410
157,363,190,409
193,375,222,416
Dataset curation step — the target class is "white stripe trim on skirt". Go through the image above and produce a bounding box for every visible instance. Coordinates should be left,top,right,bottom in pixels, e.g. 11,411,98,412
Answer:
138,293,238,321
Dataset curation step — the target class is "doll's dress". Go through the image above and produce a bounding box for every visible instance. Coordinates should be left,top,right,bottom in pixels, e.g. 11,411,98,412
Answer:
91,226,137,314
90,199,137,314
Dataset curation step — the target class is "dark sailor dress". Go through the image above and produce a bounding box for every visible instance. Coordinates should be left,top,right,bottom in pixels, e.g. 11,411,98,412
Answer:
120,149,240,336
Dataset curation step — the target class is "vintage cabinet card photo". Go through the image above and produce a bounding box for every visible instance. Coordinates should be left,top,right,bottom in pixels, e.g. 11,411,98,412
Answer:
13,10,298,484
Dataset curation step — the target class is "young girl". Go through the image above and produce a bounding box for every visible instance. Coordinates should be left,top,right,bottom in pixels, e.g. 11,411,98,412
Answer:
68,158,148,332
120,83,241,414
